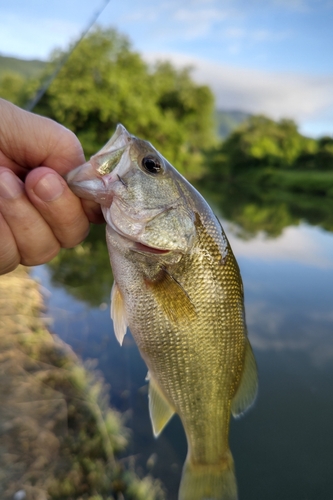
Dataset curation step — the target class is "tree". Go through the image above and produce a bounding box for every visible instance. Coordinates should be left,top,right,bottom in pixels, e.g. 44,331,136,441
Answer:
214,115,316,176
0,72,31,107
203,114,333,237
35,27,215,179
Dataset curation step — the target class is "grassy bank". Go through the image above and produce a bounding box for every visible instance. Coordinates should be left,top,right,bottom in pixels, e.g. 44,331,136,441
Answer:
270,170,333,196
0,266,165,500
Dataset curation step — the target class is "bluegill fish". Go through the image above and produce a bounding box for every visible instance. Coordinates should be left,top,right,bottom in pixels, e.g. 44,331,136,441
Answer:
66,125,258,500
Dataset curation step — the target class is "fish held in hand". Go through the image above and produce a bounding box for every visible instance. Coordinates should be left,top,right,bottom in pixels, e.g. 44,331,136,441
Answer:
66,124,258,500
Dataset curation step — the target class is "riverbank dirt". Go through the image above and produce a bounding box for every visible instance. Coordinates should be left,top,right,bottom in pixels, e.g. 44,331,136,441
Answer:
0,266,164,500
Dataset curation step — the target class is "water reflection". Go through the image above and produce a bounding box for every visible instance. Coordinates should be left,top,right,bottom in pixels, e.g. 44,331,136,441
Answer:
228,222,333,268
199,160,333,238
32,264,186,497
227,222,333,367
34,204,333,499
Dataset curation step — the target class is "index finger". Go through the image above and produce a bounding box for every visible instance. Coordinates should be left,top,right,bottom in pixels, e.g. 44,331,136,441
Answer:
0,99,85,176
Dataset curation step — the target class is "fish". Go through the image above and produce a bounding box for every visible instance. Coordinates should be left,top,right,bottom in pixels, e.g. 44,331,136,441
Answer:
66,125,258,500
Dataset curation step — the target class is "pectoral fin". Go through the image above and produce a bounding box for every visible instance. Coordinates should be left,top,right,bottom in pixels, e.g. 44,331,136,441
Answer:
231,339,258,418
148,268,196,325
147,372,175,437
110,282,128,346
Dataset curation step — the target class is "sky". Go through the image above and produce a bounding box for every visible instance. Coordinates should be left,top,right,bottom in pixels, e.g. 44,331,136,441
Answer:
1,0,333,137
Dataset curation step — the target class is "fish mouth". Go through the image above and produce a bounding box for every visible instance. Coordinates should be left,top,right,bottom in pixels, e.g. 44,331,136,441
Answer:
133,242,171,255
105,215,171,256
103,198,174,256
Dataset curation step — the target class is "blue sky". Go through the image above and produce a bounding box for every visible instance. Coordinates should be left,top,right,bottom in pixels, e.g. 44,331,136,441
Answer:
1,0,333,137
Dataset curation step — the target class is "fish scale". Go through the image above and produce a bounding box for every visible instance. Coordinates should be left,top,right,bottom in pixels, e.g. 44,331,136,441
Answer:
118,216,246,465
66,124,258,500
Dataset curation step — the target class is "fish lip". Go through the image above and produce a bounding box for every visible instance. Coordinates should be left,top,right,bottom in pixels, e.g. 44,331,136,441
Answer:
111,224,172,255
65,165,122,206
133,242,171,255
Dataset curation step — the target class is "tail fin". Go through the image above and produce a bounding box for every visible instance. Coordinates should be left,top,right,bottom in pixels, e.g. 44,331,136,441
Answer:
179,451,238,500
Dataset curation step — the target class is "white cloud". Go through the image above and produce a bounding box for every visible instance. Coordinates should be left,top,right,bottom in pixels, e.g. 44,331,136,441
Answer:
247,306,333,365
144,51,333,132
246,299,333,366
225,223,333,269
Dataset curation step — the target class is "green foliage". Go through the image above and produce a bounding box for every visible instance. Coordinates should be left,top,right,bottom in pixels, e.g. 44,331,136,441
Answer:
34,27,215,179
203,114,333,237
294,135,333,171
0,55,46,107
230,203,294,239
216,115,317,174
0,72,35,107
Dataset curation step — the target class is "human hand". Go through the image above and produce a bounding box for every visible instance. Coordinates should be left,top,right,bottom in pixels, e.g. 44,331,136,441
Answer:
0,98,103,275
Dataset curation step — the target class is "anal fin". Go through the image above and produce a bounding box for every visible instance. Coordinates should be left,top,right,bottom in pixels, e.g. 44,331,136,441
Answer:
147,372,175,437
110,282,128,346
231,339,258,418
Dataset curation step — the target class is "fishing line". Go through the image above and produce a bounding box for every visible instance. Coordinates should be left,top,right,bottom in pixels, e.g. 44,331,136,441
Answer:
25,0,111,112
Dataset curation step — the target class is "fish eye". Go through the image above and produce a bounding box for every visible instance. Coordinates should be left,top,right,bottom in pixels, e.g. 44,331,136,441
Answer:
142,156,162,174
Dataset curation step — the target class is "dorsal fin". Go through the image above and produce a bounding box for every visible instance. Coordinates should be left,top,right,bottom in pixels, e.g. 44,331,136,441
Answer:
231,339,258,418
110,282,128,346
147,372,175,437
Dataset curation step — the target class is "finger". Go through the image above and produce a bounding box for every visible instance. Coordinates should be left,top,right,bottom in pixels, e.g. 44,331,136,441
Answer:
0,99,85,175
25,167,90,248
81,198,105,224
0,168,60,266
0,214,20,275
0,155,28,179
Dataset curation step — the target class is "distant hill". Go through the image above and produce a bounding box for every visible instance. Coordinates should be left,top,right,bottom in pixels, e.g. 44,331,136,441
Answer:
0,54,46,78
215,110,251,138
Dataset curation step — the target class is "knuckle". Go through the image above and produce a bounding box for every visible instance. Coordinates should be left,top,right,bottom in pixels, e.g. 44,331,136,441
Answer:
56,217,90,249
20,243,60,267
61,235,87,249
0,256,20,275
0,217,20,275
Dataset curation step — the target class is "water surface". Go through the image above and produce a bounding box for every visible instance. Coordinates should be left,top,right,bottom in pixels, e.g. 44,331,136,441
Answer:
32,217,333,499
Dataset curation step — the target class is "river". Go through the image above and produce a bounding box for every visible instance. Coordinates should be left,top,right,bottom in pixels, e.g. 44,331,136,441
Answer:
31,210,333,499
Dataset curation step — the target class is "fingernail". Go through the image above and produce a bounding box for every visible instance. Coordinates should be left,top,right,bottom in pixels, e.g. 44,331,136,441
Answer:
33,173,65,202
0,171,24,199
